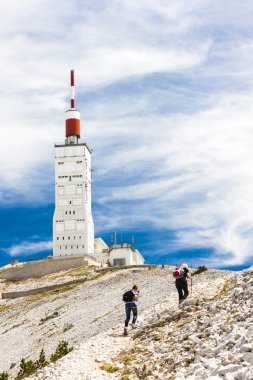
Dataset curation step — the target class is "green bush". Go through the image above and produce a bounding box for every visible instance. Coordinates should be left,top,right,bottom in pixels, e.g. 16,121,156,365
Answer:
192,265,208,276
15,349,48,380
13,342,72,379
50,341,73,363
35,349,48,369
16,359,37,380
0,371,9,380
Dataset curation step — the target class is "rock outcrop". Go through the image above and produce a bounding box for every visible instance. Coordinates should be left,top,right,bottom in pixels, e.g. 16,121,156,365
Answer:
110,266,253,380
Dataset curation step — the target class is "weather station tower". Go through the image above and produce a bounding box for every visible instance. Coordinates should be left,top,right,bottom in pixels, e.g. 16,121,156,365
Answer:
53,70,94,258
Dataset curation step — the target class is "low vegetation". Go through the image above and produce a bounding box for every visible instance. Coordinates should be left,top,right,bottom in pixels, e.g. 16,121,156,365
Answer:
0,372,8,380
1,341,73,380
39,311,59,325
192,265,208,276
100,363,119,373
50,340,73,362
0,305,11,313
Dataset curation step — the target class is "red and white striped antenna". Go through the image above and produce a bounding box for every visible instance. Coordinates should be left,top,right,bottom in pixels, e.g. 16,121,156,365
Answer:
65,69,80,141
70,69,75,109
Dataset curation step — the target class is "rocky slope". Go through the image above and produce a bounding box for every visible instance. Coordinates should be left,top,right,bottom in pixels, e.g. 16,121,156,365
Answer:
0,265,189,378
1,265,252,379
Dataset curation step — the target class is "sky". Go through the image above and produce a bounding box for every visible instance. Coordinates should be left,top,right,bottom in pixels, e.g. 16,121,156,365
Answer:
1,0,253,269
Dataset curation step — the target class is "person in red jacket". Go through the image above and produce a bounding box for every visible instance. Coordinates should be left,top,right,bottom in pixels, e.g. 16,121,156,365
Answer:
175,263,192,304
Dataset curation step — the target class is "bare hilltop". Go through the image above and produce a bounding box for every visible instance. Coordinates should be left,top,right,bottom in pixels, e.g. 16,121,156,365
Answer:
0,264,252,379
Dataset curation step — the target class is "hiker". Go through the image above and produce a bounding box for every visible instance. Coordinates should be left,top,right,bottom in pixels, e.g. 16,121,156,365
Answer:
173,263,192,304
123,285,140,335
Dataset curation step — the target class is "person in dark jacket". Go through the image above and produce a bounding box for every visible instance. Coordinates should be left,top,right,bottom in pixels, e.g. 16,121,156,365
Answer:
124,285,139,336
175,263,192,304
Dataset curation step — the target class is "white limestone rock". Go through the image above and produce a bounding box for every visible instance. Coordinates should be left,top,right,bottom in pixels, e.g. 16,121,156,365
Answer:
218,364,243,376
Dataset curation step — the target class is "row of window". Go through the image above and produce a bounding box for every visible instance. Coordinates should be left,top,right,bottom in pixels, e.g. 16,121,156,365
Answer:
59,245,84,250
55,219,85,223
58,175,83,181
58,161,83,165
65,210,76,215
56,235,83,240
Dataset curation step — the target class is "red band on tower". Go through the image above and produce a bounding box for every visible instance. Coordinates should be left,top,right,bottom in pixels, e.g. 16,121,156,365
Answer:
71,70,74,86
66,119,80,137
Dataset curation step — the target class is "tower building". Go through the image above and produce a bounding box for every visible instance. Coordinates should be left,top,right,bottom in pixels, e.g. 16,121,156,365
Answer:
53,70,94,258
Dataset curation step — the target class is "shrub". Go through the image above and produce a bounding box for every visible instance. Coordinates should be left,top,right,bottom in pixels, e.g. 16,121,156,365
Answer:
16,349,48,379
100,363,119,373
50,341,73,362
39,311,59,325
35,349,48,369
192,265,208,276
16,359,37,380
0,372,8,380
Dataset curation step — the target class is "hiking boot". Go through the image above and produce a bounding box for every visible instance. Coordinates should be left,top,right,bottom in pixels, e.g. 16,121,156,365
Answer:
123,327,128,336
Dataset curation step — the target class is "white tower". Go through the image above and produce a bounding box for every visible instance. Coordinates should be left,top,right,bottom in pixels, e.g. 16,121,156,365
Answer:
53,70,94,258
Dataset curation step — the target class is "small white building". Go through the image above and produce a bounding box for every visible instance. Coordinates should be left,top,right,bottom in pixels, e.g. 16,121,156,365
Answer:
109,244,144,266
94,238,109,266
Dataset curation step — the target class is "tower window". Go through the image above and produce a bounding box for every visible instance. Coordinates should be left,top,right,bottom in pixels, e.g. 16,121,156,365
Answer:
79,235,81,239
69,211,71,215
65,211,67,215
63,237,64,240
59,246,61,250
71,246,73,249
57,236,59,240
65,246,67,249
77,245,78,249
68,236,70,240
73,211,75,215
69,176,72,181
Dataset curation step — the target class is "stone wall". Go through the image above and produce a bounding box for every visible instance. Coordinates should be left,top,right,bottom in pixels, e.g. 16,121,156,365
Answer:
2,277,87,299
0,257,95,281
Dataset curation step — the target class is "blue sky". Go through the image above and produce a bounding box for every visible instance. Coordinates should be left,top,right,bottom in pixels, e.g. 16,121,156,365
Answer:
1,1,253,269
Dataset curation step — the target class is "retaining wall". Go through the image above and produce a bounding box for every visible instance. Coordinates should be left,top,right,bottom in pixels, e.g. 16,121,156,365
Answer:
2,277,87,299
0,257,94,281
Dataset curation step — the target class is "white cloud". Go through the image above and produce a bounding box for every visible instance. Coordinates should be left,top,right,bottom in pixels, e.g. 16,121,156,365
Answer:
5,241,52,257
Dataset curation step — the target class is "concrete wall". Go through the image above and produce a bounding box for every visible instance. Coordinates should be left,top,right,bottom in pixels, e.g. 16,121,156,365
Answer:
2,277,87,299
0,257,93,281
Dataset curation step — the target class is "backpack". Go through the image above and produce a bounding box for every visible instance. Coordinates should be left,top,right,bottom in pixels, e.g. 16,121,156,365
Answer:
173,266,185,279
123,290,134,302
